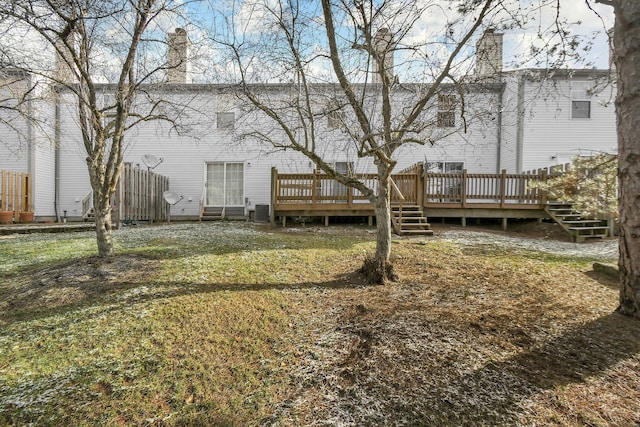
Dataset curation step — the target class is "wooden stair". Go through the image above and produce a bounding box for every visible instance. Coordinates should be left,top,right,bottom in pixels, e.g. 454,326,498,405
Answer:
200,206,225,221
391,204,433,236
545,203,609,242
83,208,95,222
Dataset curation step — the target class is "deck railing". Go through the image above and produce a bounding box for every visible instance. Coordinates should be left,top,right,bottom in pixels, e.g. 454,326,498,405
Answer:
0,170,32,220
273,166,549,210
273,170,422,207
424,169,547,207
274,171,374,206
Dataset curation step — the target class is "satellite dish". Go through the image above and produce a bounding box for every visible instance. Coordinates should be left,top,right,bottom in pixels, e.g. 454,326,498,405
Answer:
163,191,183,205
142,154,164,170
162,191,183,223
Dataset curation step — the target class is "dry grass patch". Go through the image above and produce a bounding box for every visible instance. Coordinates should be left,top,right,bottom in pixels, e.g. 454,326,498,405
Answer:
0,223,637,426
275,241,639,426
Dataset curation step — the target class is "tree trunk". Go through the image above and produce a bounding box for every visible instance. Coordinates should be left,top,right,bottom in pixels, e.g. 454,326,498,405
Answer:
359,165,397,285
374,175,392,265
614,0,640,319
93,190,115,260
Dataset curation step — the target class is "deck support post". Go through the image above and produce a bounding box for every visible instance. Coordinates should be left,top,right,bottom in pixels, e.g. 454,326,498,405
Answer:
325,216,329,227
502,217,508,231
461,216,466,227
607,217,615,237
368,215,373,226
282,215,286,227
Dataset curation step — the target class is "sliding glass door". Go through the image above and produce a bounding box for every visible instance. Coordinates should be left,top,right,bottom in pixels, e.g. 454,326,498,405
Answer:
206,162,244,207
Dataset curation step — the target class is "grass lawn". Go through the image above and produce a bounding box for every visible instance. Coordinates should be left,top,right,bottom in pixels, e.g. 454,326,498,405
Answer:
0,222,637,426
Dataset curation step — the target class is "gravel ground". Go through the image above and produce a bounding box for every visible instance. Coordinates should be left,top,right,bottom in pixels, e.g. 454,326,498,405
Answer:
283,221,618,261
431,228,618,260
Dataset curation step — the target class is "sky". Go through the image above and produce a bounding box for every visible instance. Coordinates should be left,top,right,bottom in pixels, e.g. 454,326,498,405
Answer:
189,0,617,84
498,0,614,70
0,0,616,84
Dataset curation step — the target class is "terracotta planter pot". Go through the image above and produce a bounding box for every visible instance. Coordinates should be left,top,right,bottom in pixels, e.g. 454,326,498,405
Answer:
0,211,14,225
19,212,34,223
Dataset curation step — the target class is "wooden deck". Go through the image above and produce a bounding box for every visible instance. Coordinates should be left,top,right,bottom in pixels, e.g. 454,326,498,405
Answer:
271,165,551,228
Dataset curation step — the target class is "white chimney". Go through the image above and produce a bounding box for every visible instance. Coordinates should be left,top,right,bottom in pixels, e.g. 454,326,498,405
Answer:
167,28,190,84
372,28,395,84
54,35,75,84
475,29,503,80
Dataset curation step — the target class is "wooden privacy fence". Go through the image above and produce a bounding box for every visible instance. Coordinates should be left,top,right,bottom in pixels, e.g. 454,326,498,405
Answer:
115,164,170,222
0,170,32,220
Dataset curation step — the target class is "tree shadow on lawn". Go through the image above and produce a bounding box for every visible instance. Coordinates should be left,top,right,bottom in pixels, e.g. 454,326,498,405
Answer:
0,252,374,326
123,222,373,260
584,269,620,291
315,309,640,426
433,312,639,424
2,246,638,425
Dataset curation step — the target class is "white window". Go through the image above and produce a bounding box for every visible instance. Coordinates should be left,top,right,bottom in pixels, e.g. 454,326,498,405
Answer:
571,81,591,119
335,161,353,175
216,112,235,129
426,161,463,173
437,94,456,128
332,161,353,202
327,103,345,129
426,161,463,201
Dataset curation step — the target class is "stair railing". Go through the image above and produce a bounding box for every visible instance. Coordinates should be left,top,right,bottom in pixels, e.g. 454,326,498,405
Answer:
81,191,93,220
389,177,405,229
199,188,206,221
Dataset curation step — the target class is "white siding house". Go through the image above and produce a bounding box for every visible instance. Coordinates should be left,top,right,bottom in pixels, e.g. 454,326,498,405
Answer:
0,29,618,222
0,70,56,217
51,83,503,220
498,69,616,173
0,70,32,174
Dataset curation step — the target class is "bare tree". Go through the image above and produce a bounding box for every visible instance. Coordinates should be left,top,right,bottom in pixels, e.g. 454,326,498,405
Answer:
593,0,640,319
0,0,190,259
532,153,617,219
211,0,531,283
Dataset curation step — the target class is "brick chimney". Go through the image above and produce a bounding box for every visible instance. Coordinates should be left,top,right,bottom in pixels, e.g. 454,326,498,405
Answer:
475,29,503,80
167,28,190,84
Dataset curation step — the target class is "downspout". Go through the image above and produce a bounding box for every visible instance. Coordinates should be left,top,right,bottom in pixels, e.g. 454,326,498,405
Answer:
54,89,61,222
27,74,35,209
516,74,525,173
496,82,505,173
